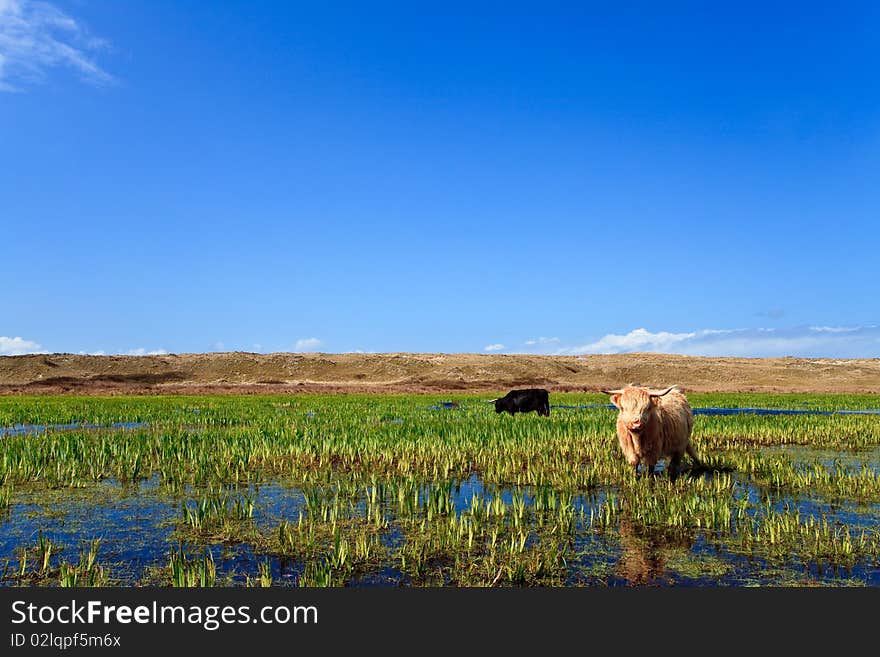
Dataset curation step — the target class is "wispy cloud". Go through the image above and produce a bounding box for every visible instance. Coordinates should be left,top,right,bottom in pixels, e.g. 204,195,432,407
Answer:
294,337,322,352
564,328,697,354
556,326,880,358
0,0,115,91
525,336,560,347
126,348,169,356
74,348,165,356
483,343,505,352
20,346,167,356
0,335,46,355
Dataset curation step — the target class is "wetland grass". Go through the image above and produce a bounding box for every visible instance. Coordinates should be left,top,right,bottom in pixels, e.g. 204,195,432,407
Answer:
1,393,878,586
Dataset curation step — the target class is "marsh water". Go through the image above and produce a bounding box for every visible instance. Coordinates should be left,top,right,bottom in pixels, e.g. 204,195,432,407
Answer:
1,421,149,437
549,405,880,416
1,396,879,587
2,456,878,587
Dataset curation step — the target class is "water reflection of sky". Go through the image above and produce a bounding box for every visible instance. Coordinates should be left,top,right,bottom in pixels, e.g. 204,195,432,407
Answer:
0,469,877,587
1,422,149,437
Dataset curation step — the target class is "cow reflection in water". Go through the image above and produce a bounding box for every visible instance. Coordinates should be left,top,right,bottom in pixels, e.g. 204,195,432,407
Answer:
615,518,695,586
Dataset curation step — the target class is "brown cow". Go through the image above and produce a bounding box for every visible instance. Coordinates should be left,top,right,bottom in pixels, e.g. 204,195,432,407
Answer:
602,384,700,479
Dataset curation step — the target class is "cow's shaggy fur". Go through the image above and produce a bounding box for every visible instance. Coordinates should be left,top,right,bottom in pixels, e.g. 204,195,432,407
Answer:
603,385,700,479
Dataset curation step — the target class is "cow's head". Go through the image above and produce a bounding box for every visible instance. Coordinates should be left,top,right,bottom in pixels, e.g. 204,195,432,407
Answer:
602,386,676,433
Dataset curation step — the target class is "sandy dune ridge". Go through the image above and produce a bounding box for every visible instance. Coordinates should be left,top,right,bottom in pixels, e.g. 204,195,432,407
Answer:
2,352,879,395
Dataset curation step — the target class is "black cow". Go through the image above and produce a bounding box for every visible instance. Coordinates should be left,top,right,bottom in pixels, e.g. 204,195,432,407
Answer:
491,388,550,417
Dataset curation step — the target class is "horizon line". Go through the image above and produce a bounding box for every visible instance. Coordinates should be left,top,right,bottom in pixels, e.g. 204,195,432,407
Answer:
3,351,877,361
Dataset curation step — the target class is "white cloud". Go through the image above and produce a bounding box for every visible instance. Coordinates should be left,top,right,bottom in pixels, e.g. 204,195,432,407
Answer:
77,350,106,356
809,326,860,333
0,0,115,91
294,337,322,352
524,336,560,346
0,335,46,355
557,326,880,358
126,348,169,356
565,328,697,354
483,343,505,352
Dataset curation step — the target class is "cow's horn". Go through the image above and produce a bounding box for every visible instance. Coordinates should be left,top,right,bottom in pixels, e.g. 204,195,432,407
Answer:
485,398,499,403
601,389,624,395
648,386,678,397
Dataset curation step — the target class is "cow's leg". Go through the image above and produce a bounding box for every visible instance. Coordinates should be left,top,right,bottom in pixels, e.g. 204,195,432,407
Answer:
667,454,682,482
619,428,639,476
624,452,639,477
686,443,701,469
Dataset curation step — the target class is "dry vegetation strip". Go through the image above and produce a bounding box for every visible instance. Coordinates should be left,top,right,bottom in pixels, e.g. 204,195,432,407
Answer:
2,352,880,395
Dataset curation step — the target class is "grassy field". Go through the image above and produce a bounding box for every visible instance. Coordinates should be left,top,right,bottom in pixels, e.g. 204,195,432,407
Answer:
1,393,879,587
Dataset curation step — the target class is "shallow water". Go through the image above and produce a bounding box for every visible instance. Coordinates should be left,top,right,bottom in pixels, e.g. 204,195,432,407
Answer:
2,396,879,587
759,445,880,475
693,408,880,416
2,469,877,587
550,405,880,416
427,402,463,411
0,421,149,437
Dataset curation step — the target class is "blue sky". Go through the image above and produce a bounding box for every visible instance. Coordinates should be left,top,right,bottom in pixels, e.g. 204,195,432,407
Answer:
1,1,878,358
